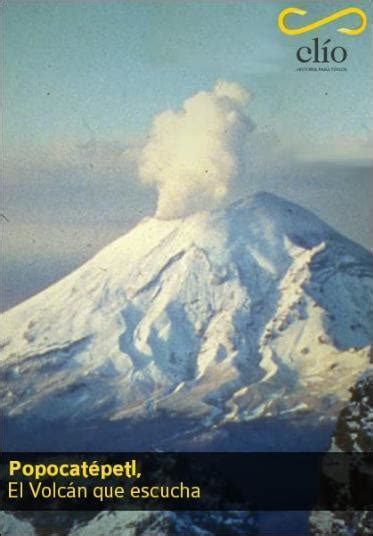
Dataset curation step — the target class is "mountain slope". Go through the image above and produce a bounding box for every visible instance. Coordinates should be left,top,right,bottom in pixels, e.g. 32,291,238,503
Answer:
68,511,257,536
1,193,372,435
309,368,373,535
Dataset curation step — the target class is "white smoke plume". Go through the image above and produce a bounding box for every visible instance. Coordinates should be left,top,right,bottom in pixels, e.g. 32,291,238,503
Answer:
139,80,254,219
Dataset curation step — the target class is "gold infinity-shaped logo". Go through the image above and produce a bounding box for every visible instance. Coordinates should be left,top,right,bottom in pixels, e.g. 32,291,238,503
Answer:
278,7,367,36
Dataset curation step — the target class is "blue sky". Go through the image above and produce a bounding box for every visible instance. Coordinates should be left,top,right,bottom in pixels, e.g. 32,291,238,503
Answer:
2,0,373,310
4,0,372,150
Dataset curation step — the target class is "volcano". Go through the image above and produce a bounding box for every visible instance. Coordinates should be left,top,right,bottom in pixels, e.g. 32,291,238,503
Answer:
1,193,372,450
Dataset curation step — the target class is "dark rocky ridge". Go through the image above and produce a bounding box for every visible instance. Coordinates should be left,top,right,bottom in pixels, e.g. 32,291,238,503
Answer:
309,367,373,535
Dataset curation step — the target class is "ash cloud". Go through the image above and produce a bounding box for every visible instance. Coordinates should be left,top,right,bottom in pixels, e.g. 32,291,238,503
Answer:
139,80,254,219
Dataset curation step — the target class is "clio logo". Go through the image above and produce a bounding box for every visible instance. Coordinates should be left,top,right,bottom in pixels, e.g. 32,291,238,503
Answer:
278,6,367,65
296,38,347,63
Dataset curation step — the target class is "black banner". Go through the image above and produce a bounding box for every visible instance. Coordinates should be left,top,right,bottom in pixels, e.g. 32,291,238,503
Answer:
1,452,372,511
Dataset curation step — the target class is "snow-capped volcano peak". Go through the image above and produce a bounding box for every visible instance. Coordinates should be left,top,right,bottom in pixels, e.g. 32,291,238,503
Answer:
1,193,372,436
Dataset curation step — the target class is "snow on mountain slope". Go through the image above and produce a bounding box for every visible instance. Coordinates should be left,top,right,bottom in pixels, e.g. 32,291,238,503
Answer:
0,510,257,536
1,192,372,428
0,513,36,536
68,511,257,536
